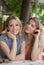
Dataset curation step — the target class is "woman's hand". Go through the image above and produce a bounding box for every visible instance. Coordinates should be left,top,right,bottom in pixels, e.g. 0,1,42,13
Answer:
33,30,40,38
6,32,16,40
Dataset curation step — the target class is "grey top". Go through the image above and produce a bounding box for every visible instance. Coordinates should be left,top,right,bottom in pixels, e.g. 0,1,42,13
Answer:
0,33,25,58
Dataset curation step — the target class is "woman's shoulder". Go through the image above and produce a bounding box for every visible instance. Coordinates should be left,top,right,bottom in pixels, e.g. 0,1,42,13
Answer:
0,33,11,43
0,33,7,39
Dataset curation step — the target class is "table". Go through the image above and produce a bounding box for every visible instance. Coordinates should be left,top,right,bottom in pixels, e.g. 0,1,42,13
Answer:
0,60,44,65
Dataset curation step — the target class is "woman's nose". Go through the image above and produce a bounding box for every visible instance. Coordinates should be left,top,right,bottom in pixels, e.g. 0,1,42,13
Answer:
28,25,31,28
13,26,16,29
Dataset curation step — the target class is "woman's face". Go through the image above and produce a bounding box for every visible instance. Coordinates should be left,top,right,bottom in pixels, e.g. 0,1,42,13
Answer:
24,19,36,34
7,19,20,35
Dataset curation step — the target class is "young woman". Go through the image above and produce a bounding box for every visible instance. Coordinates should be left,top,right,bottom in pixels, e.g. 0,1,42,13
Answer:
0,16,25,62
23,17,44,60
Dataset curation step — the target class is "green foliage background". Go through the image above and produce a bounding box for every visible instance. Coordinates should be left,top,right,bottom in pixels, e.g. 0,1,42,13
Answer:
32,3,44,25
4,0,23,17
4,0,44,25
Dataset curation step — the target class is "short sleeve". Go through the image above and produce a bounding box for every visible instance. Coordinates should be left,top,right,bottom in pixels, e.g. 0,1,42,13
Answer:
0,34,7,43
0,34,12,49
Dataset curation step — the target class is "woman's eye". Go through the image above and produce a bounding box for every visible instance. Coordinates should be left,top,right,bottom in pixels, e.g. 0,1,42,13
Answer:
9,25,13,27
16,24,19,26
31,24,34,27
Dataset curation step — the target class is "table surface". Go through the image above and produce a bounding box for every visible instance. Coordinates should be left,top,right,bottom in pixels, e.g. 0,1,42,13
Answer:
0,60,44,65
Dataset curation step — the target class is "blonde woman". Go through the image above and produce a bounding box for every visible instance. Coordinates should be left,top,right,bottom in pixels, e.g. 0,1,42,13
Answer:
23,17,44,60
0,16,25,62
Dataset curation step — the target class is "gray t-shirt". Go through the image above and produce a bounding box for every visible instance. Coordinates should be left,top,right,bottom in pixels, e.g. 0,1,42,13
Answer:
0,33,24,58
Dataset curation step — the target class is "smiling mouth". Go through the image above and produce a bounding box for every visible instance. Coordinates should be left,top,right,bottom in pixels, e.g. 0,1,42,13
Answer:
25,30,30,34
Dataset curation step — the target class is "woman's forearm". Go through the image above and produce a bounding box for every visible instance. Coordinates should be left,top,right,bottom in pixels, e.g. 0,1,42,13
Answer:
31,37,40,60
6,32,17,60
9,39,17,61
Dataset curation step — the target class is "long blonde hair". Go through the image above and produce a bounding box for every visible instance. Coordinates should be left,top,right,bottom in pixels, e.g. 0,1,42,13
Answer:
23,17,44,60
23,17,40,42
38,22,44,50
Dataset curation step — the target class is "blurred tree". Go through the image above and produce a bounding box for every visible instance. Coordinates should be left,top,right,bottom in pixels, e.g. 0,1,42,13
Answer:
4,0,23,17
4,0,44,25
20,0,32,22
32,2,44,25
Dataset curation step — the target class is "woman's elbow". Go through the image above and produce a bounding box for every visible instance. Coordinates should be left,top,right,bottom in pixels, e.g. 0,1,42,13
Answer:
7,54,15,61
31,55,37,61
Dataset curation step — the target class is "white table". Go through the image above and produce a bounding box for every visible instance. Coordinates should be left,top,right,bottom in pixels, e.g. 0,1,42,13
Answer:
0,60,44,65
